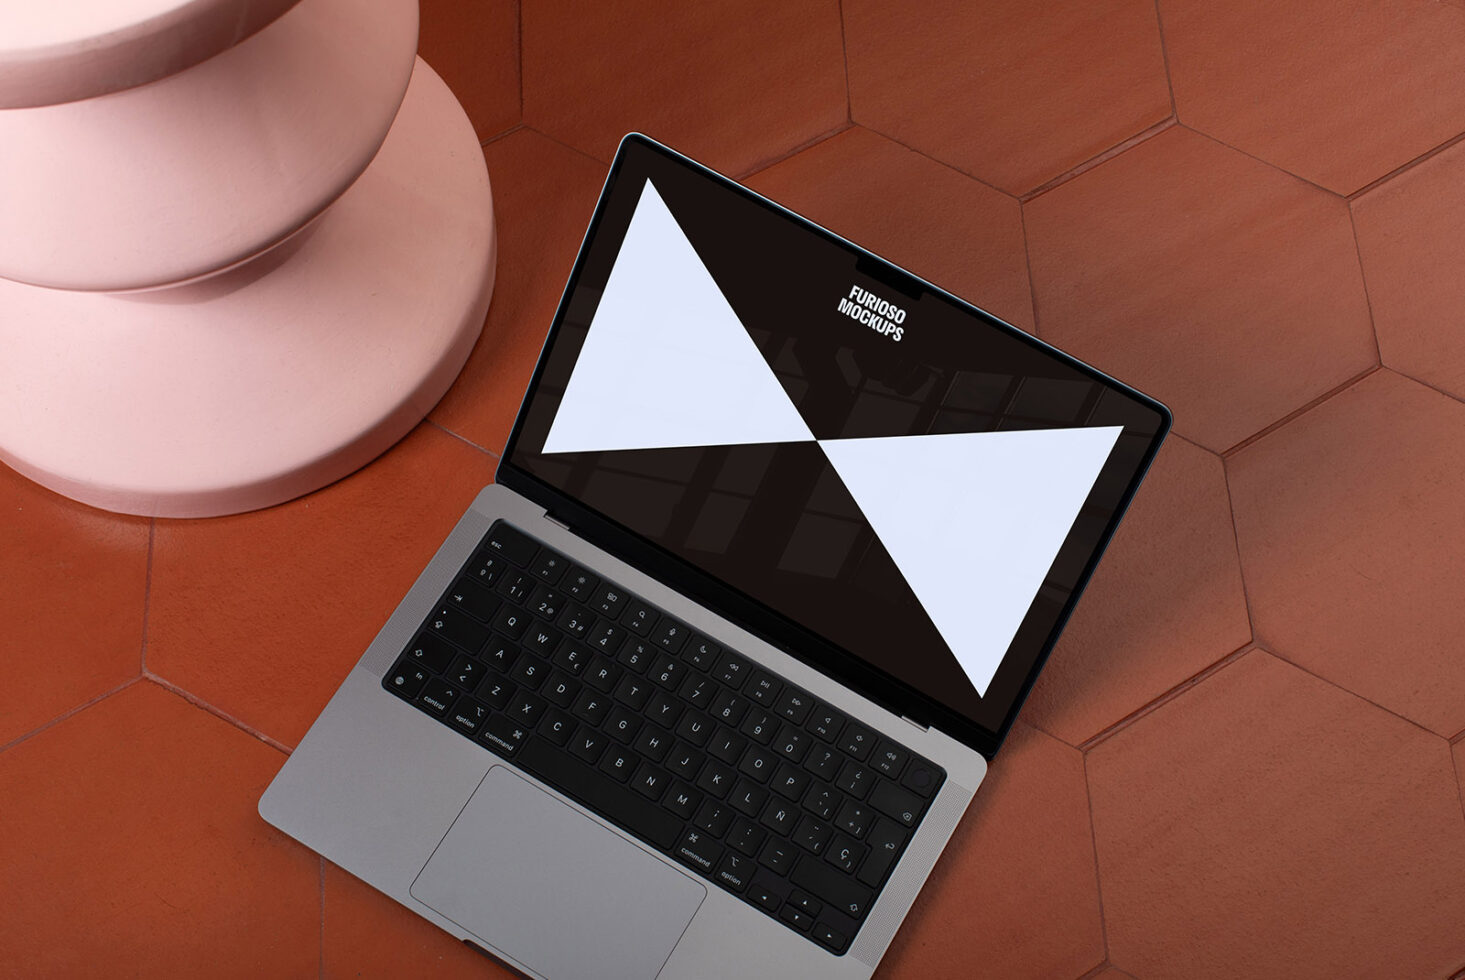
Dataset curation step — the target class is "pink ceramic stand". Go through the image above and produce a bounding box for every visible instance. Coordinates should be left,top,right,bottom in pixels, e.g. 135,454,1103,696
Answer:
0,57,496,517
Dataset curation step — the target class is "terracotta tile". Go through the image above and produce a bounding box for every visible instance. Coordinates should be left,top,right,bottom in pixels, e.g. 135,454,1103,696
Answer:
1025,126,1375,453
1021,436,1249,747
1456,739,1465,820
419,0,520,141
323,862,512,979
844,0,1171,196
0,463,148,746
0,681,319,974
879,724,1104,980
521,0,846,175
1161,0,1465,194
1087,649,1465,978
431,130,607,453
1352,138,1465,402
146,423,495,748
1228,370,1465,737
1089,970,1136,980
744,127,1034,331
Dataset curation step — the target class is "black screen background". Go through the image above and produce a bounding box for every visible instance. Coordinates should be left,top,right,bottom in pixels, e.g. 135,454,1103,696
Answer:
506,139,1167,744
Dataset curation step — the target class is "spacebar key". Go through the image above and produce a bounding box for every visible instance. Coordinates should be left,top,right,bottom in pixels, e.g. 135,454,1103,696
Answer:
517,739,681,850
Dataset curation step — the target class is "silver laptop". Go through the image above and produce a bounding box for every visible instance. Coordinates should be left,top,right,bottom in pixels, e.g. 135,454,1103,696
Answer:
260,134,1170,979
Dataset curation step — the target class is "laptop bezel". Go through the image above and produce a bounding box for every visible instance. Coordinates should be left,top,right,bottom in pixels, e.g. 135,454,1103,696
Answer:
497,133,1172,760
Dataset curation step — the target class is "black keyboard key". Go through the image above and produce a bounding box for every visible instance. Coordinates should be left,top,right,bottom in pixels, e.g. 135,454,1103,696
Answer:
715,653,750,688
804,743,841,782
522,623,559,658
464,549,507,587
479,714,529,756
542,672,579,708
674,711,712,746
792,816,832,855
759,838,797,874
664,783,700,819
527,585,564,621
680,673,716,709
570,690,610,727
449,699,490,734
667,742,702,780
508,656,546,690
737,744,776,783
587,620,626,655
791,856,873,919
517,738,680,850
835,761,874,800
838,722,875,760
427,606,489,654
529,551,567,585
707,729,745,765
728,779,767,817
568,726,607,765
709,690,748,726
478,676,515,710
445,578,501,623
715,852,753,893
835,799,874,839
651,617,688,652
825,834,867,875
760,798,800,837
446,654,484,693
674,828,721,876
619,639,655,674
613,674,652,710
631,763,671,802
484,523,538,567
418,678,457,716
495,570,533,604
385,662,429,699
779,905,813,932
481,635,517,670
746,671,781,706
812,922,846,953
726,820,765,858
551,642,592,677
857,817,909,888
649,654,685,691
591,583,627,618
606,706,643,744
805,704,844,743
773,687,812,724
491,605,529,641
562,567,599,602
869,780,923,827
901,759,940,798
632,724,672,762
695,759,735,799
770,763,811,802
598,745,637,782
621,599,658,636
402,633,455,674
803,782,839,820
505,692,546,728
540,709,575,746
558,604,594,638
693,798,735,836
774,724,811,764
584,656,620,692
683,635,720,671
645,690,682,729
740,709,777,744
788,890,822,916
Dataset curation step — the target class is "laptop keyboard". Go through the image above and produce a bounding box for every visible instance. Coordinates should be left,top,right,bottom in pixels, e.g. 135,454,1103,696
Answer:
383,520,946,956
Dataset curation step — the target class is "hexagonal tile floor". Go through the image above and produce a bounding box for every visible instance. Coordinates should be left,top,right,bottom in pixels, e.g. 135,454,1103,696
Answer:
5,1,1465,976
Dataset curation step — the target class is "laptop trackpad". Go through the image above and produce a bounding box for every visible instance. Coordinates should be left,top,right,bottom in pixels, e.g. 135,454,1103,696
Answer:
411,766,706,980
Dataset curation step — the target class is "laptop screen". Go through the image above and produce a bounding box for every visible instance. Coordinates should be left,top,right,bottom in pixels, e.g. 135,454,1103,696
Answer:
503,136,1169,752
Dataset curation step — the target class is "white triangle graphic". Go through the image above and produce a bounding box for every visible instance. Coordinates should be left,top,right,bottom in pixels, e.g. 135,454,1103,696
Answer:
819,425,1123,696
542,180,813,455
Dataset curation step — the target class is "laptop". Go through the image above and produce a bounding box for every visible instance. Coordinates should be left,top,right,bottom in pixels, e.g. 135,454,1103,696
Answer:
260,133,1170,979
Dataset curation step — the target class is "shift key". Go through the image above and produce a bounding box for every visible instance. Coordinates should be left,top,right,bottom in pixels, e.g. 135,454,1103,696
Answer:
791,856,873,919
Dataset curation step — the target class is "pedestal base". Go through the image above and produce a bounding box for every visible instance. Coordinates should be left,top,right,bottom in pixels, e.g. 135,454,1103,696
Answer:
0,57,496,518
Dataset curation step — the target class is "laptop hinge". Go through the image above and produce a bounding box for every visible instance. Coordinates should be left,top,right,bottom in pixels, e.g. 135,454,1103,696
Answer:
900,714,930,733
542,512,572,532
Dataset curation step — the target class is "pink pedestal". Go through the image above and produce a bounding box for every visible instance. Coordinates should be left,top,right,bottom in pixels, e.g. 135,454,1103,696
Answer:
0,2,497,517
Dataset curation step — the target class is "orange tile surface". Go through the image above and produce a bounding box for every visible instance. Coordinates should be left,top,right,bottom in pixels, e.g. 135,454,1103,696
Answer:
1088,650,1465,978
0,681,319,975
522,0,847,175
1026,126,1376,453
1161,0,1465,194
745,126,1034,331
7,2,1465,976
1228,370,1465,737
844,0,1172,195
1353,138,1465,402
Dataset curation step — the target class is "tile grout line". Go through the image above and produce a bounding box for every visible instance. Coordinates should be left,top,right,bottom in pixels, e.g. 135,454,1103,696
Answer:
1079,751,1112,969
1178,122,1344,201
1218,453,1261,647
427,419,502,460
1080,643,1254,752
837,0,853,126
1074,960,1114,980
1220,364,1380,459
1347,128,1465,201
855,124,1018,201
1374,365,1465,414
1151,0,1179,120
516,0,524,125
478,121,526,149
1344,203,1385,369
1452,740,1465,831
140,518,155,673
527,126,612,168
734,121,855,182
0,676,145,755
142,673,294,756
1017,202,1042,339
1019,117,1179,204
